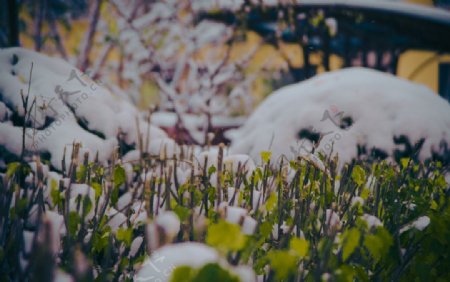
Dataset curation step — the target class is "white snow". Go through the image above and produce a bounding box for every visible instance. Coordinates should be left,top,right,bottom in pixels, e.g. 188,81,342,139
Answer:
145,210,180,251
272,222,292,240
135,243,219,281
400,216,431,234
148,137,180,158
67,184,100,221
135,242,256,282
40,210,67,255
151,111,245,130
227,187,241,206
23,231,34,254
130,201,148,225
251,190,262,212
228,68,450,166
0,48,167,170
195,150,219,171
325,209,341,230
223,154,256,176
0,101,11,121
130,236,143,258
106,208,128,232
155,211,181,239
226,206,248,224
54,270,74,282
242,216,258,235
117,192,133,211
351,196,364,207
361,214,383,229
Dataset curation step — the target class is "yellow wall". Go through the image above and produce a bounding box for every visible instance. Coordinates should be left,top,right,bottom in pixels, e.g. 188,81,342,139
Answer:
406,0,434,6
397,51,450,93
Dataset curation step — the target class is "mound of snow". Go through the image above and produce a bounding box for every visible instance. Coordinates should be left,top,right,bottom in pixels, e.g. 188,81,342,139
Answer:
0,48,167,169
135,242,255,282
228,67,450,165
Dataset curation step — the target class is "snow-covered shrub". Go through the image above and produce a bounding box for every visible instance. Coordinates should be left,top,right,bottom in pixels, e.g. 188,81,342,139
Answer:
228,67,450,166
1,135,450,281
0,48,166,170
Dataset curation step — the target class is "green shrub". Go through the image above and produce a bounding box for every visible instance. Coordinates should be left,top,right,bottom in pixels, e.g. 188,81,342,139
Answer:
0,149,449,281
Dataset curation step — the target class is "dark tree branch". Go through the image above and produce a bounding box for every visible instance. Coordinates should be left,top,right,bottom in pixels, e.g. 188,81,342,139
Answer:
8,0,20,47
77,0,102,71
33,0,46,51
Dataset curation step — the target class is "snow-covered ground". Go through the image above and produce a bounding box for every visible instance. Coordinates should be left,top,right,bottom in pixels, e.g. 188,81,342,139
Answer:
228,67,450,165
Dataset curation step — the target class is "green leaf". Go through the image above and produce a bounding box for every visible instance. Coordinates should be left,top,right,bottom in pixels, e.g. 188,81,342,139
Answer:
82,196,93,218
119,257,130,270
171,263,239,282
114,165,126,188
363,227,393,262
174,205,190,222
260,151,272,163
265,192,277,212
290,237,309,258
50,181,61,206
351,165,366,186
68,211,81,237
194,263,239,282
260,221,272,238
76,164,87,183
360,188,370,200
92,229,110,253
254,167,263,183
6,162,21,178
400,158,410,169
336,264,356,282
111,185,120,206
170,266,195,282
116,227,133,247
267,250,298,280
92,182,102,199
16,198,28,217
342,228,360,261
206,221,246,252
111,166,126,206
208,165,216,176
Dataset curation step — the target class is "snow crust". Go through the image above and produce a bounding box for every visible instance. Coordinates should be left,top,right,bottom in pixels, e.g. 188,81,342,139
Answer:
228,67,450,165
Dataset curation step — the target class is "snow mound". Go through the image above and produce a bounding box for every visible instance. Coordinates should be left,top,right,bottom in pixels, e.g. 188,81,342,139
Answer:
228,67,450,165
0,48,167,170
135,242,255,282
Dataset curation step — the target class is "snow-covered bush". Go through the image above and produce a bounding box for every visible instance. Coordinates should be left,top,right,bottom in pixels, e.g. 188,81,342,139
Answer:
0,48,166,170
2,136,449,281
228,67,450,167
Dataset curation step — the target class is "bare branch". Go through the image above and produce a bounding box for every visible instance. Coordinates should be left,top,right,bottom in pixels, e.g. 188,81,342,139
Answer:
77,0,103,71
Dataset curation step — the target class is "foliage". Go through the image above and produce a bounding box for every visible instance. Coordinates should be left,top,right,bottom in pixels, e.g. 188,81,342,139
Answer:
0,146,449,281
